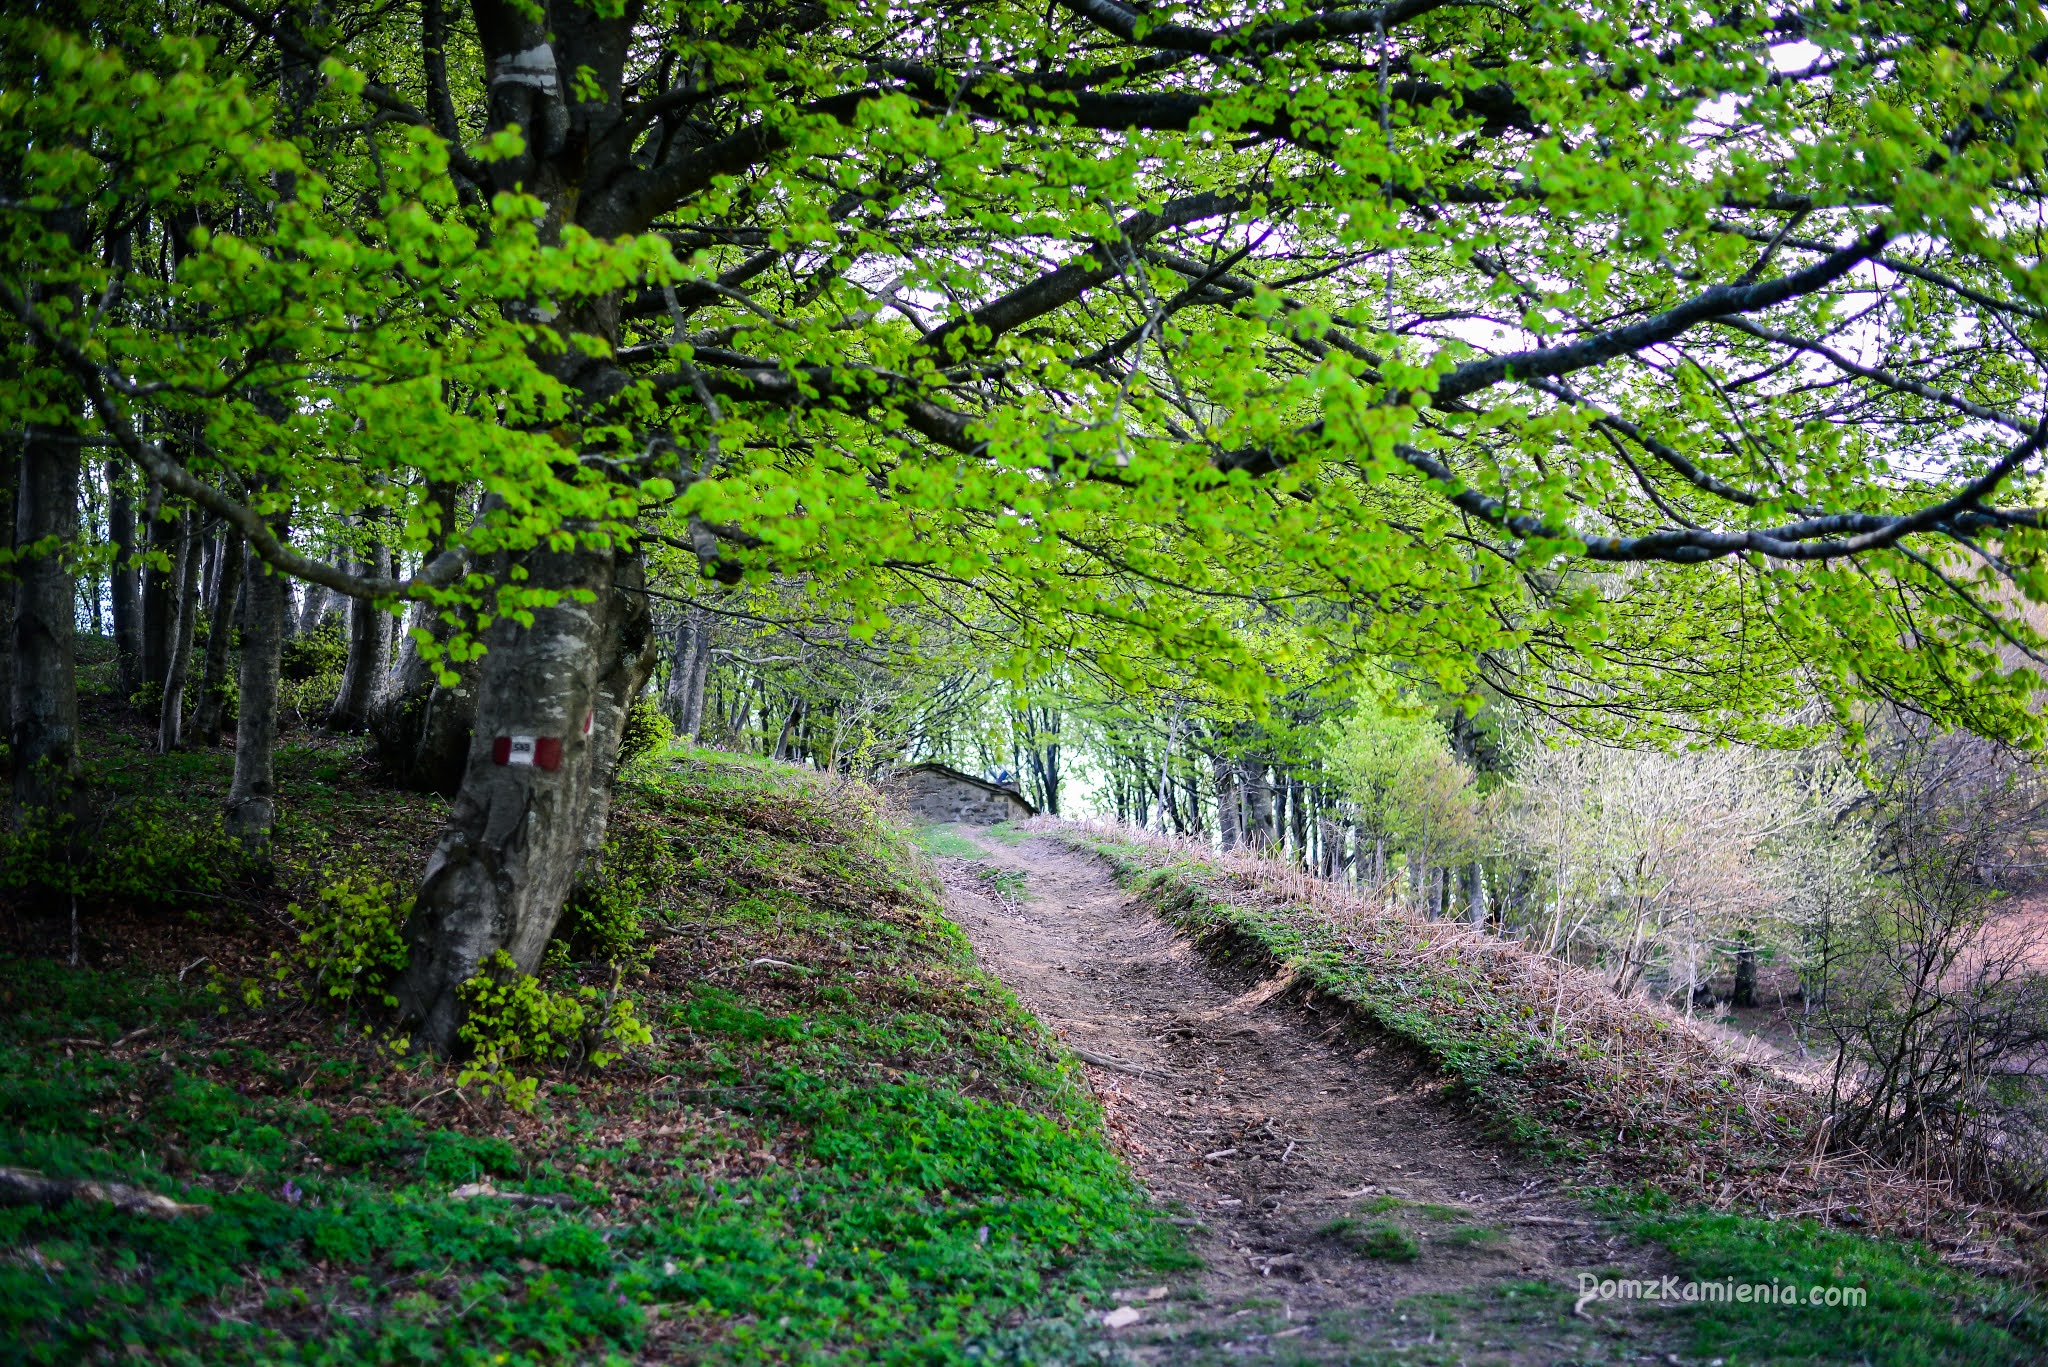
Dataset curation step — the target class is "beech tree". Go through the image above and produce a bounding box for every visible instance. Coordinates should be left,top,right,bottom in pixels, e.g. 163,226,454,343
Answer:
6,0,2048,1049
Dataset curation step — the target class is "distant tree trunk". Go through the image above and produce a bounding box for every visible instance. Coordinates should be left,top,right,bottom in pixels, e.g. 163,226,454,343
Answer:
395,547,656,1054
158,510,205,752
297,579,329,635
1213,754,1241,850
225,544,288,854
1732,945,1758,1009
662,606,714,738
326,535,391,730
12,420,82,809
189,533,244,746
0,440,16,757
1245,763,1275,850
1466,861,1486,928
107,463,142,697
140,482,176,690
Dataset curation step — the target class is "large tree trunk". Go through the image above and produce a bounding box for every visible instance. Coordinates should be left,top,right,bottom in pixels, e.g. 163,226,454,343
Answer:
396,547,656,1053
1244,762,1275,851
225,544,288,854
189,533,244,746
107,461,144,698
157,510,204,752
325,535,390,730
12,422,82,810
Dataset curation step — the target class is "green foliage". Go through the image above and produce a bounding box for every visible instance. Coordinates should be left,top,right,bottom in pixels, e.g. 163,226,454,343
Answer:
1605,1192,2048,1366
556,818,679,968
287,871,412,1009
615,696,674,765
0,789,246,906
455,951,652,1109
279,616,346,682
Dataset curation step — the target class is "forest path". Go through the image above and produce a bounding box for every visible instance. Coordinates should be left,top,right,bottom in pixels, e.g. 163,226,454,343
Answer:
934,829,1693,1365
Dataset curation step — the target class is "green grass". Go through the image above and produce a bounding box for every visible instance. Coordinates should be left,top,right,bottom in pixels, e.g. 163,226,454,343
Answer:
1598,1192,2048,1366
981,823,1032,848
908,823,987,860
1315,1216,1420,1261
0,737,1184,1364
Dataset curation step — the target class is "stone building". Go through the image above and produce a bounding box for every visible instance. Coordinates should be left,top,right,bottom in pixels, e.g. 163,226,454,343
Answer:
883,762,1036,825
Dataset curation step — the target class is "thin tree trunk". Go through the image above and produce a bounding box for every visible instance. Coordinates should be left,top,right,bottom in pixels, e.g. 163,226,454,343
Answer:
395,547,656,1054
681,607,711,741
326,536,391,730
1467,861,1486,928
225,545,288,854
0,440,16,757
108,464,144,696
158,511,205,752
189,533,245,745
140,481,176,690
12,422,82,809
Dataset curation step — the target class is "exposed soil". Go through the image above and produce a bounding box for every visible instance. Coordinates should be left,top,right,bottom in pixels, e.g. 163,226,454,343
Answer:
937,831,1706,1364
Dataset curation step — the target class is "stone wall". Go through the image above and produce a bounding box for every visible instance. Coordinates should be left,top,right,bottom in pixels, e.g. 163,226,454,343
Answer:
886,769,1031,826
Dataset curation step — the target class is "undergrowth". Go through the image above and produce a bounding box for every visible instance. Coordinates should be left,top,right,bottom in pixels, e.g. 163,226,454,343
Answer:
0,736,1180,1364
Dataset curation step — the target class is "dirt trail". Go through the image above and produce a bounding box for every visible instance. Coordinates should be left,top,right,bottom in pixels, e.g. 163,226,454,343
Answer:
937,831,1694,1365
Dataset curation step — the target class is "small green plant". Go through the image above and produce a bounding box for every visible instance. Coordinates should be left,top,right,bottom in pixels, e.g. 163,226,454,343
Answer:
558,819,678,967
971,862,1028,903
616,696,674,764
1318,1215,1421,1261
287,872,412,1008
456,951,653,1109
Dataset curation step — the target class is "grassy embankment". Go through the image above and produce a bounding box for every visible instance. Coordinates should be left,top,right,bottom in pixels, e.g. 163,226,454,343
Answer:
0,700,1183,1364
1064,825,2048,1367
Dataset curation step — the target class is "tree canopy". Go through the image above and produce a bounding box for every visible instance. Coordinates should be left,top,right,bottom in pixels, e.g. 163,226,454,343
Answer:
8,0,2048,729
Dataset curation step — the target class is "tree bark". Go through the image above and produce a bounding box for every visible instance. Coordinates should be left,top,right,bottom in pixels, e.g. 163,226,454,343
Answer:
325,534,391,730
1466,861,1486,928
1732,945,1759,1009
12,421,82,810
107,460,142,697
297,579,329,635
0,439,16,757
157,510,204,752
140,483,186,692
395,547,656,1054
225,539,288,854
189,532,244,746
369,609,481,795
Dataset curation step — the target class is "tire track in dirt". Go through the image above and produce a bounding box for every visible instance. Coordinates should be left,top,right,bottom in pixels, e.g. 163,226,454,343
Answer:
938,831,1696,1364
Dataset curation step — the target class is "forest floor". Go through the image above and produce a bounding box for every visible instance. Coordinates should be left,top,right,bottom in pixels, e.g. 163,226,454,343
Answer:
924,824,2047,1366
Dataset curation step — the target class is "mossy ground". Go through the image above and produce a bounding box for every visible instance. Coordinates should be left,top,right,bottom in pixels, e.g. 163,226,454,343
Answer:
0,706,1181,1364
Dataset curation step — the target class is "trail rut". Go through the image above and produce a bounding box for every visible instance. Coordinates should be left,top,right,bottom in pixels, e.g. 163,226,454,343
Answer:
938,831,1700,1365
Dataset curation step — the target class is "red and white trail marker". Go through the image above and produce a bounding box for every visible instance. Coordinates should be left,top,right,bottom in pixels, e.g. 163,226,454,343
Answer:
492,735,564,771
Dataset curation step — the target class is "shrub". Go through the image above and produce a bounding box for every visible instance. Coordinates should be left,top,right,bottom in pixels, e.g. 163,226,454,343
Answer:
281,616,347,680
288,872,412,1009
616,696,674,765
456,951,653,1109
557,823,676,968
0,790,247,905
